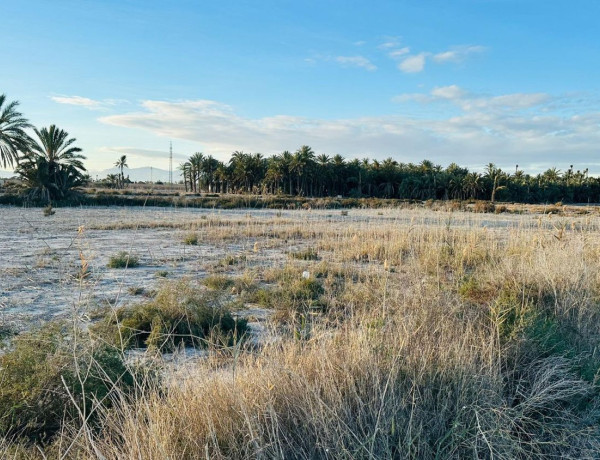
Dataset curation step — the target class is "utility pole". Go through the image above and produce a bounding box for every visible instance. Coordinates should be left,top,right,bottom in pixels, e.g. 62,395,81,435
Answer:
169,141,173,186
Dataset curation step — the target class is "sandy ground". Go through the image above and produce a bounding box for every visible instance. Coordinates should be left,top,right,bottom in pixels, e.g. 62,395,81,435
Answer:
0,204,582,334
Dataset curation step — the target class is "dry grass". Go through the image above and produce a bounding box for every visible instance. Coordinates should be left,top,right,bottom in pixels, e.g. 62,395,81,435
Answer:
3,209,600,458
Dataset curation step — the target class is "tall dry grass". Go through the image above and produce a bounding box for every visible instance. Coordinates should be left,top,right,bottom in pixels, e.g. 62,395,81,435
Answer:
3,209,600,458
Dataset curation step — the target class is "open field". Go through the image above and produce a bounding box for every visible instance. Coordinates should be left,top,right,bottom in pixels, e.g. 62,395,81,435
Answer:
1,205,600,458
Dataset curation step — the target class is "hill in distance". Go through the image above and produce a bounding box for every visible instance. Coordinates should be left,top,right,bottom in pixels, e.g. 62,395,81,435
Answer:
92,166,182,183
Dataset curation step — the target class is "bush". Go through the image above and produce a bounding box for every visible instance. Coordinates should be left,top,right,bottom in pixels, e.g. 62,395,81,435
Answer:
262,278,325,323
182,232,199,245
94,281,247,352
203,274,234,290
474,201,495,213
0,322,133,441
108,251,139,268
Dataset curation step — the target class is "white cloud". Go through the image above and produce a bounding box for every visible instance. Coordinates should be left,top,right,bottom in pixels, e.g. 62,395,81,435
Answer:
388,47,410,59
388,44,485,73
395,85,551,112
98,95,600,173
50,95,128,110
432,45,486,63
51,95,103,108
378,37,401,49
335,56,377,71
430,85,467,100
398,53,427,73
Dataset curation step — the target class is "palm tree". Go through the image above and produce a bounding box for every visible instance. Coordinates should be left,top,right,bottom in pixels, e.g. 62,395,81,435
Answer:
316,154,331,196
114,155,128,188
280,150,294,194
30,125,86,172
178,162,191,192
0,94,32,169
291,146,315,196
17,125,87,201
483,163,506,203
189,152,204,192
462,172,483,199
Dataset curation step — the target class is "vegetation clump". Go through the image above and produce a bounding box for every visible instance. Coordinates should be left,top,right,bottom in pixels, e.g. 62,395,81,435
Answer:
42,204,55,216
203,274,234,291
108,251,139,268
289,247,319,261
182,232,199,245
94,281,247,352
0,322,133,441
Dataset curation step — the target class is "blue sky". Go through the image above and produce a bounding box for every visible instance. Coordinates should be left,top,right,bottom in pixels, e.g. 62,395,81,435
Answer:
2,0,599,176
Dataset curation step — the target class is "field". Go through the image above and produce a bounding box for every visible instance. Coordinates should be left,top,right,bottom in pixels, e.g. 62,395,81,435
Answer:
1,204,600,458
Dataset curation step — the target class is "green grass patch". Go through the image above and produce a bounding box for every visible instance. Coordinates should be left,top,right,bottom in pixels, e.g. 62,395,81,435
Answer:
0,322,133,441
93,281,247,352
108,251,139,268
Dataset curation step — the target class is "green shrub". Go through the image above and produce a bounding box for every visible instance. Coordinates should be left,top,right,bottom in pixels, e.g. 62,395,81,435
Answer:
108,251,139,268
203,274,234,291
95,281,247,352
0,322,133,441
266,278,325,323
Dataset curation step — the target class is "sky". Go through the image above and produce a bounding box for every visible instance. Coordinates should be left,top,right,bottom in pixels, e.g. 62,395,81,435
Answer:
1,0,599,177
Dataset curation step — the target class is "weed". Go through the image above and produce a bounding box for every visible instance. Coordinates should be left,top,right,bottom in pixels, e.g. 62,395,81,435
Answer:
474,200,495,213
289,247,319,261
203,274,234,291
182,232,199,245
108,251,139,268
94,281,247,352
218,253,247,266
42,204,55,216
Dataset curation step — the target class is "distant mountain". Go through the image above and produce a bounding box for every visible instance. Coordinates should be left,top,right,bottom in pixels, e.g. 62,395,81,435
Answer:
0,169,17,179
91,167,182,183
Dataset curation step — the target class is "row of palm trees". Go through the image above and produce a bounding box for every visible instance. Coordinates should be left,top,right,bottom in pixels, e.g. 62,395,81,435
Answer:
179,148,600,203
3,92,598,204
0,94,87,201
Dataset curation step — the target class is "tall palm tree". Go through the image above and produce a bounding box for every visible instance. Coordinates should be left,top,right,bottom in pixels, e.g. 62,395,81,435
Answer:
178,162,191,192
291,145,315,196
189,152,204,192
280,150,294,194
17,126,87,201
114,154,128,188
0,94,32,169
30,125,86,172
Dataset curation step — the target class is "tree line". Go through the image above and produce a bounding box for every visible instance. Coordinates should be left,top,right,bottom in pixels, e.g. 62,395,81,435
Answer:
3,92,599,204
179,147,600,204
